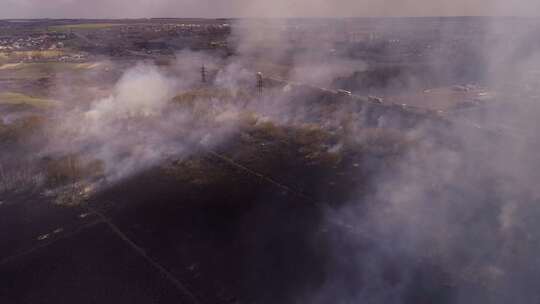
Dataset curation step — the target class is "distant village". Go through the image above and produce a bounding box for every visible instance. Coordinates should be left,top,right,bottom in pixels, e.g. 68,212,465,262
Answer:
0,21,232,62
0,19,483,65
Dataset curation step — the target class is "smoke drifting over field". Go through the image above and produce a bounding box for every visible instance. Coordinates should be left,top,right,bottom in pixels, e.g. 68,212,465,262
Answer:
310,12,540,304
49,64,177,180
44,60,248,182
215,2,540,304
28,13,540,304
3,0,540,303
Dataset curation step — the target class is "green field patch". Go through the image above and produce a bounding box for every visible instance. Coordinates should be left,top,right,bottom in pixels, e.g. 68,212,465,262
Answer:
0,50,67,63
0,52,8,64
173,88,252,104
0,61,102,71
0,62,106,81
74,62,105,70
49,23,122,31
0,63,65,80
0,92,57,108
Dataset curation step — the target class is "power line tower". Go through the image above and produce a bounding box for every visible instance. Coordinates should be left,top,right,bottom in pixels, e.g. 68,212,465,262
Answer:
256,72,263,95
201,64,207,84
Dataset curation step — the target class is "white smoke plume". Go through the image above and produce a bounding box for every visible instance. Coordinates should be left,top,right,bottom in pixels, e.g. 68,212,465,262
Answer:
43,59,247,182
309,12,540,304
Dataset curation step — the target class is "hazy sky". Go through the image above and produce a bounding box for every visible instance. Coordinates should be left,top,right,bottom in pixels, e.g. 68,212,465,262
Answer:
1,0,539,19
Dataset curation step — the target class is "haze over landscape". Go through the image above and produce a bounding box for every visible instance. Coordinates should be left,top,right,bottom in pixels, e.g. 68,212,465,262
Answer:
2,0,540,304
2,0,540,18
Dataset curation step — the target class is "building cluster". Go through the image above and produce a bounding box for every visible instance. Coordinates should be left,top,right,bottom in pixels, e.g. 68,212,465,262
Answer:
0,33,73,52
118,23,231,36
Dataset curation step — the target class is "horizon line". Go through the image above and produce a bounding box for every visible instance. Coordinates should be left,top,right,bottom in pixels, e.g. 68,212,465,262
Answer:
1,15,538,21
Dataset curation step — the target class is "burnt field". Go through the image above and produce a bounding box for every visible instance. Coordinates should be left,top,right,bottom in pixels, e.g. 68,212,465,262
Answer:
2,17,540,304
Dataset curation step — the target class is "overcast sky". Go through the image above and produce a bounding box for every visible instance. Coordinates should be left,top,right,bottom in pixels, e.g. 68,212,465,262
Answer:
1,0,539,19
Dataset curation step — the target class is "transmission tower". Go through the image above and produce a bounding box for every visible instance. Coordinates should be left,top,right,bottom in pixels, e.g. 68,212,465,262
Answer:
201,65,207,84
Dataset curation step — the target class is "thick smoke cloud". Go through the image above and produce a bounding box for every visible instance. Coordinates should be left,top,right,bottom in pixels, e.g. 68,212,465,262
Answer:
309,7,540,304
43,57,247,182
